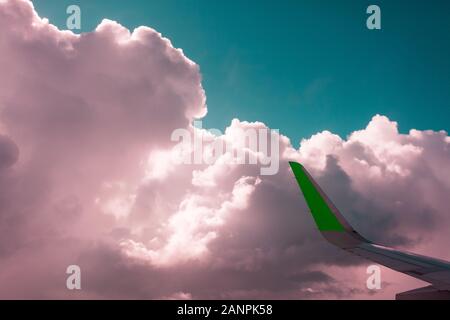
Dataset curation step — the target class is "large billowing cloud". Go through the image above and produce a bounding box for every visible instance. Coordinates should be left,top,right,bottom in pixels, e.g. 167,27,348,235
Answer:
0,0,449,299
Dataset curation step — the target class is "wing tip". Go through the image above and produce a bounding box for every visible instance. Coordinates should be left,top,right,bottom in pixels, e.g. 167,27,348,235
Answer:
288,161,303,170
288,160,370,247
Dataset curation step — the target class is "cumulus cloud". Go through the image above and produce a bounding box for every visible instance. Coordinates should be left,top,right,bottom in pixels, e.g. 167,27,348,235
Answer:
0,0,449,299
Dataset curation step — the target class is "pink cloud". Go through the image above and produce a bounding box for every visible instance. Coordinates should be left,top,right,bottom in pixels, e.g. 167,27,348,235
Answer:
0,0,449,300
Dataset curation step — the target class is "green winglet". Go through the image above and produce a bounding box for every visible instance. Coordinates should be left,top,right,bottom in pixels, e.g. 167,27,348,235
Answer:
289,161,345,232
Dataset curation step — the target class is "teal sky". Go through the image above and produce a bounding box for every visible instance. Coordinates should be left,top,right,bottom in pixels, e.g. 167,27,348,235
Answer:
32,0,450,145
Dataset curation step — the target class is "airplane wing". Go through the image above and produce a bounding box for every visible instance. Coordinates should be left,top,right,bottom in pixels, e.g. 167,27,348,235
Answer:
289,161,450,300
